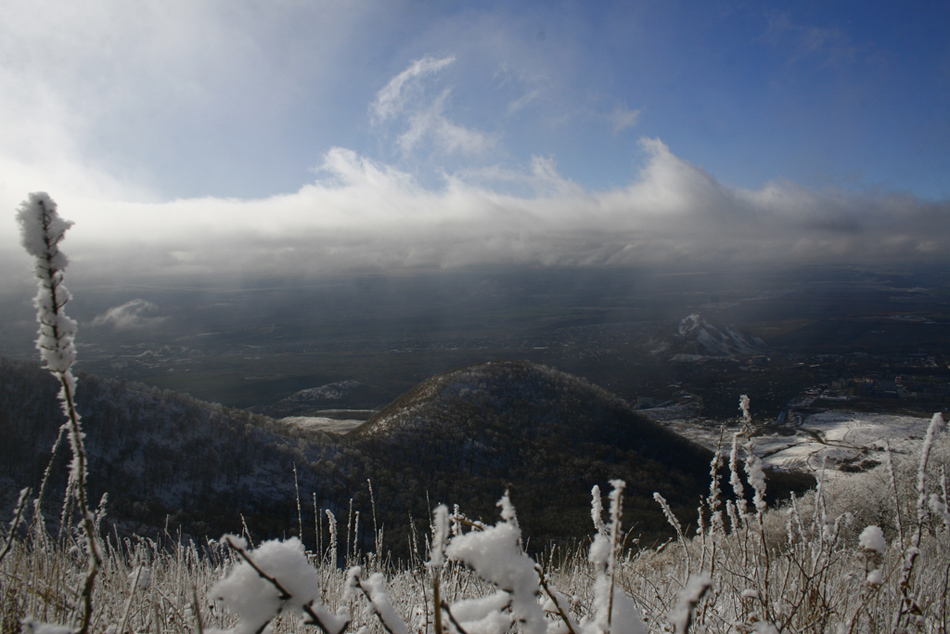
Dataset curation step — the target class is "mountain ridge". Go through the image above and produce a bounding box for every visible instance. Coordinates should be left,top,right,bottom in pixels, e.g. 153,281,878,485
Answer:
0,356,813,552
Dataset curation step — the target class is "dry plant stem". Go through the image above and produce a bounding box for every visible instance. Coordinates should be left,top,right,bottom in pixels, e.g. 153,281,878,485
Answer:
432,564,444,634
31,196,100,634
940,559,950,634
886,444,905,546
368,479,382,556
534,563,579,634
224,536,350,634
0,488,30,565
192,585,205,634
294,463,304,545
117,565,143,634
607,483,624,632
61,372,102,634
30,425,66,539
351,571,402,634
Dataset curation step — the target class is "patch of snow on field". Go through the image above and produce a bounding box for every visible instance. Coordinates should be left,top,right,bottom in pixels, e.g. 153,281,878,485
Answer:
762,411,942,474
650,408,944,478
279,416,364,434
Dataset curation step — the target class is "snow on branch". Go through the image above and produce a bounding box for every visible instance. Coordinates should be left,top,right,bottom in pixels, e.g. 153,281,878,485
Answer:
16,192,77,375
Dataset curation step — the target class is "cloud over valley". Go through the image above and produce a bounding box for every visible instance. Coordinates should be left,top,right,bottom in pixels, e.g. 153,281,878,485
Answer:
2,136,944,288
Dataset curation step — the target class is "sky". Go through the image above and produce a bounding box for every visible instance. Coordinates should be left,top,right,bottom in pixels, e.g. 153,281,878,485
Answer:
1,0,949,286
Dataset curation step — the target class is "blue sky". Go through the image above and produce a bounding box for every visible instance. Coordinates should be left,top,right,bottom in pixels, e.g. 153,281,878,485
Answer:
1,0,948,282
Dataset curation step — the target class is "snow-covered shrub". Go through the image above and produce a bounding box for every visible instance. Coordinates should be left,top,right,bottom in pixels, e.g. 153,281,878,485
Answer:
210,535,349,634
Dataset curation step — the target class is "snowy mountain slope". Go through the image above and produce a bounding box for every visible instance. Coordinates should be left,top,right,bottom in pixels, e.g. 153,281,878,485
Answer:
643,401,946,478
277,415,365,434
669,313,767,359
260,380,388,417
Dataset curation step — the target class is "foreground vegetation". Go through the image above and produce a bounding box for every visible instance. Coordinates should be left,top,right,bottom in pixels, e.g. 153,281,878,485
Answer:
3,194,949,633
3,423,949,633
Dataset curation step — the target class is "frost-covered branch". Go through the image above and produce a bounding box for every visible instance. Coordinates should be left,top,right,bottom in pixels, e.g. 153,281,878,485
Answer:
17,192,77,375
430,505,449,634
345,566,408,634
17,192,101,634
0,487,30,565
668,575,711,634
588,481,646,634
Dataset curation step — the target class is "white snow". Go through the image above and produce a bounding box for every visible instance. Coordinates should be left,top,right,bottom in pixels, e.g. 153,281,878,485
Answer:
278,416,364,434
859,525,887,555
16,192,78,375
209,536,346,634
444,493,546,634
652,408,943,478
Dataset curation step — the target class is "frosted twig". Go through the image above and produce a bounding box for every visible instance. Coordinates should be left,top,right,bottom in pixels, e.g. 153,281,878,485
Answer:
654,492,690,582
347,566,409,634
327,509,338,570
607,479,625,631
738,394,752,437
707,428,725,538
0,487,30,565
294,463,304,545
728,435,748,522
17,192,101,634
591,485,607,536
669,574,711,634
743,440,767,519
430,505,449,634
535,563,580,634
892,413,945,631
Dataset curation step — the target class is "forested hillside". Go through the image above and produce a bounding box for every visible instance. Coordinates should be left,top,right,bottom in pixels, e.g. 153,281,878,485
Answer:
0,357,816,552
0,357,346,538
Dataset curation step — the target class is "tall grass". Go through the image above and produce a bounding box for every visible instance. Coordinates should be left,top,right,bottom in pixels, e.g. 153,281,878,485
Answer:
2,193,949,633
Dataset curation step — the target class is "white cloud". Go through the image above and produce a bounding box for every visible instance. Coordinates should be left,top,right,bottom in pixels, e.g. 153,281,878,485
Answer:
608,103,642,133
398,91,495,156
371,55,456,122
507,88,543,114
374,57,494,158
4,137,944,290
0,0,375,204
91,299,165,330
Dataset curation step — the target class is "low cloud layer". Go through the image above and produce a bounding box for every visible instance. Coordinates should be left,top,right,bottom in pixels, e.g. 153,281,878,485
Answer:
3,137,944,288
90,299,165,330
